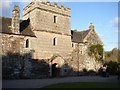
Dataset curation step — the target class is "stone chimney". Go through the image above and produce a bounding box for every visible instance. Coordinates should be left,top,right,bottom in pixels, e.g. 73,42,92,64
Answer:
11,5,20,34
89,22,94,30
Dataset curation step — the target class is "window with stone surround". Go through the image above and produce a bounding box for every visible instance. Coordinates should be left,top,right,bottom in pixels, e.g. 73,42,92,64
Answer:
54,15,57,23
26,39,29,48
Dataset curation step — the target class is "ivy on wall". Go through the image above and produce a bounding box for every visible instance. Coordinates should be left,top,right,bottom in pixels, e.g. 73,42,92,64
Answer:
105,53,111,58
88,44,104,62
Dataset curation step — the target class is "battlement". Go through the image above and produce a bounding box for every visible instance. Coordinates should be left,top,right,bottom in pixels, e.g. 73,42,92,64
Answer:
23,1,71,17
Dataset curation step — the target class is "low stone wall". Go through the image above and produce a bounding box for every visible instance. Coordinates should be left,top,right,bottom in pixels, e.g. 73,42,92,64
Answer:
2,52,50,79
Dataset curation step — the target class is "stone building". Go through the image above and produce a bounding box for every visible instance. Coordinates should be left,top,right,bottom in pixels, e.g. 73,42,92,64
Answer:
1,1,103,78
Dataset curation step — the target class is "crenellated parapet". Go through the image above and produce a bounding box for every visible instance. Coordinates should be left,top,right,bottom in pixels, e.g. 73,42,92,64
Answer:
23,1,71,17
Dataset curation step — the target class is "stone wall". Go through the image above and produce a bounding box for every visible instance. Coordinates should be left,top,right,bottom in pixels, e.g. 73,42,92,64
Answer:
69,43,102,73
1,33,50,79
81,30,103,71
32,31,72,59
69,30,103,73
1,33,24,55
84,30,103,46
1,33,36,55
1,30,103,78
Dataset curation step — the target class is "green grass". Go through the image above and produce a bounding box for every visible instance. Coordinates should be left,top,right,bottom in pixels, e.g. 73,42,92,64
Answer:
42,82,120,88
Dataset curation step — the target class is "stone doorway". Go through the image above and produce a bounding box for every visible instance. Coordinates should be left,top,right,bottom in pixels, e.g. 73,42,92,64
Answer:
49,55,64,77
52,63,60,77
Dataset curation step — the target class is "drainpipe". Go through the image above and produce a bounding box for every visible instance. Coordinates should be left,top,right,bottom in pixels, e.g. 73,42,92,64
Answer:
77,43,80,75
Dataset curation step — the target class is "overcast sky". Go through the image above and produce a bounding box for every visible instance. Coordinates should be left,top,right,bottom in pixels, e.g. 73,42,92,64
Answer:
0,0,119,51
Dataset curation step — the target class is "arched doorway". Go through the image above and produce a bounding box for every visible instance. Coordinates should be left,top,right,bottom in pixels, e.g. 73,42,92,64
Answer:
49,56,64,77
52,63,60,77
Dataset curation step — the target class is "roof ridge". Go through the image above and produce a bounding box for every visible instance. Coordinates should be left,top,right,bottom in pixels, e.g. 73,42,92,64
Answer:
78,29,90,33
71,29,90,33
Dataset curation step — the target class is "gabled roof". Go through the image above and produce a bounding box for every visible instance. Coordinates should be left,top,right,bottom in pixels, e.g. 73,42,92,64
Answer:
71,29,91,43
1,17,35,37
20,18,35,37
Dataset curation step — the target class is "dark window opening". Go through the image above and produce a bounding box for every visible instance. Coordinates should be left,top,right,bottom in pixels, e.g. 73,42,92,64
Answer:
72,43,74,47
81,51,82,54
26,39,29,48
54,16,57,23
53,38,56,46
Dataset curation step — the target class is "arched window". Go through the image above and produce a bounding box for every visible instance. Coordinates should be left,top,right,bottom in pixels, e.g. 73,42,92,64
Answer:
53,37,57,46
26,39,29,48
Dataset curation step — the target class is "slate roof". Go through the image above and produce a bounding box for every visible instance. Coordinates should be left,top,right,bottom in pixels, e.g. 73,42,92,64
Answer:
71,29,90,43
1,17,35,37
20,18,35,37
0,17,12,34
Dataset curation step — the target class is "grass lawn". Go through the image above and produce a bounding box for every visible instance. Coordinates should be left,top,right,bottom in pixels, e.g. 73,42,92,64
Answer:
42,82,120,88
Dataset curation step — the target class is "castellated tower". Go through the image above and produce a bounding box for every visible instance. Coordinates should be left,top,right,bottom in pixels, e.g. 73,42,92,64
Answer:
11,5,20,34
22,1,71,35
22,1,72,59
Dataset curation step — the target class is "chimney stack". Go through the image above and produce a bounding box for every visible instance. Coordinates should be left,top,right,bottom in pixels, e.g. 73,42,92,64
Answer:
11,5,20,34
89,22,94,30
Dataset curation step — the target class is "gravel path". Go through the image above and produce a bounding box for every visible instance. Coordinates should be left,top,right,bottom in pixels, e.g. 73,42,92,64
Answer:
2,76,120,88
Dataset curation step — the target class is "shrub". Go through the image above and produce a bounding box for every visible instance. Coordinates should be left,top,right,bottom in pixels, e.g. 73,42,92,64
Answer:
106,61,118,75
